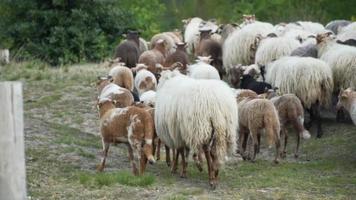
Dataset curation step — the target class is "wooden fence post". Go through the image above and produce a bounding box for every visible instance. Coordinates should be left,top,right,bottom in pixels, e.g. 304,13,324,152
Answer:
0,82,27,200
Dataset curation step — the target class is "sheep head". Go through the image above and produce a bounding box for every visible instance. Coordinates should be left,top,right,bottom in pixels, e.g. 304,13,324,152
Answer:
196,56,213,64
336,88,355,111
228,64,243,88
242,14,256,24
316,31,334,44
96,75,113,93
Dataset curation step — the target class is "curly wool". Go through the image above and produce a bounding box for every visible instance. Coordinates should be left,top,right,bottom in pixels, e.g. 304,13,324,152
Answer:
184,17,204,54
266,56,333,108
188,61,220,80
223,22,274,68
155,71,238,165
255,36,301,67
317,40,356,91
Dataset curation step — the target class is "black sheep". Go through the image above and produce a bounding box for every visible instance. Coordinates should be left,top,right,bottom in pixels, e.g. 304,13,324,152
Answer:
240,74,272,94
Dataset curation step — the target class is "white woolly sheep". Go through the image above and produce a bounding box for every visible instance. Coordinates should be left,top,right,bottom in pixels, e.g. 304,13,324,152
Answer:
223,21,274,69
336,30,356,47
96,100,155,175
155,70,238,188
336,88,356,125
339,22,356,34
139,90,156,107
134,67,157,96
266,56,334,138
325,20,351,34
183,17,204,55
316,32,356,91
255,36,301,67
236,96,281,163
188,57,220,80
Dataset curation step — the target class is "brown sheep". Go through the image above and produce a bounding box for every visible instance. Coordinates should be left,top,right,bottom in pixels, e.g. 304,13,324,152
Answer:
196,29,224,78
114,31,140,68
96,78,134,108
164,42,190,75
264,90,311,158
138,39,167,74
237,97,281,163
108,64,134,91
97,100,155,175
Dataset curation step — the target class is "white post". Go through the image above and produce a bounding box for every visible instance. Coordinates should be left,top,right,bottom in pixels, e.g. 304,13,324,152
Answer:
0,82,27,200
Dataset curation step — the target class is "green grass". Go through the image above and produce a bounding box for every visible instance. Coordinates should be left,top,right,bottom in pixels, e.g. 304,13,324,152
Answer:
77,171,155,188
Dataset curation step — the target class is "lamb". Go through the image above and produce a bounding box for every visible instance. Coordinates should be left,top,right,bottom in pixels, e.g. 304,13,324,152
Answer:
0,49,9,64
138,39,167,74
155,70,238,188
263,90,311,158
196,29,224,78
336,88,356,125
240,73,272,94
223,21,274,69
134,66,157,96
266,56,334,138
164,42,190,74
316,32,356,92
188,56,220,80
108,64,134,91
97,79,134,108
236,96,281,163
114,30,140,68
255,36,301,67
96,100,155,175
325,20,351,34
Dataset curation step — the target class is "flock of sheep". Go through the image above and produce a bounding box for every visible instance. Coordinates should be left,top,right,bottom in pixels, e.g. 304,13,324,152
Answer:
95,15,356,189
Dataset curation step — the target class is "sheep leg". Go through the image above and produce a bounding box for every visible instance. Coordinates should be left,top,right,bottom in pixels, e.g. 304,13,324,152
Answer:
171,149,179,174
292,119,304,158
313,102,323,138
250,132,258,163
140,151,148,175
305,108,313,129
165,145,171,167
193,147,203,172
274,136,281,164
239,127,249,160
179,148,187,178
127,145,139,175
97,140,110,172
280,128,287,158
257,132,261,154
156,139,161,160
203,145,215,189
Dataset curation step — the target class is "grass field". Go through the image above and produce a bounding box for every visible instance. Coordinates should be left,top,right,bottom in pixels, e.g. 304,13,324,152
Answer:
1,61,355,200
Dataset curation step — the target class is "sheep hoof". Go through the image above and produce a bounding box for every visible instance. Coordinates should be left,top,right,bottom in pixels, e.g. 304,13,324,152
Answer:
274,160,279,164
294,154,299,159
210,182,217,190
280,152,287,159
166,162,171,167
180,173,187,178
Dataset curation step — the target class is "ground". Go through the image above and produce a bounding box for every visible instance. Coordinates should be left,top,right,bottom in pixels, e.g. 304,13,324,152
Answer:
1,61,355,200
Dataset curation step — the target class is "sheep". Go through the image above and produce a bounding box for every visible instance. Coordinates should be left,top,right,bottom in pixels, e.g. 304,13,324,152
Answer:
339,22,356,34
336,88,356,125
138,39,167,74
316,32,356,92
108,65,134,91
240,73,272,94
164,42,190,74
96,100,155,175
220,23,239,44
266,56,334,138
150,32,182,56
336,30,356,47
114,30,140,68
263,90,311,158
183,17,204,55
325,20,351,34
188,56,220,80
223,21,274,69
196,29,224,78
0,49,9,64
255,36,301,67
134,66,157,96
97,79,134,108
155,70,238,188
236,96,281,163
290,43,318,58
285,21,326,34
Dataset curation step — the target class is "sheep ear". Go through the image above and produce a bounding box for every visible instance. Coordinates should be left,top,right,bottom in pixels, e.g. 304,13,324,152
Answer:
273,87,279,92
